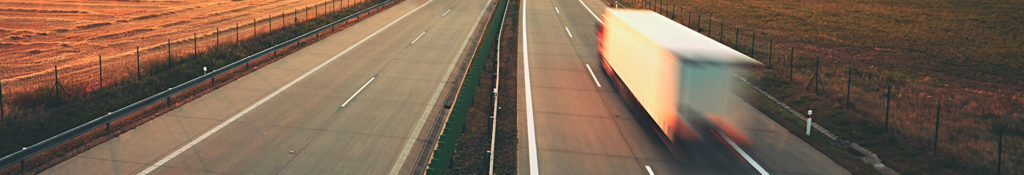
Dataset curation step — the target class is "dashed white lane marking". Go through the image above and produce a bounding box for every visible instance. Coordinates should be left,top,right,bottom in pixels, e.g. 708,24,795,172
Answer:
442,8,452,16
718,131,770,175
137,0,434,174
564,26,573,38
341,77,374,107
390,1,493,175
645,165,656,175
555,7,560,14
411,31,427,44
585,64,601,87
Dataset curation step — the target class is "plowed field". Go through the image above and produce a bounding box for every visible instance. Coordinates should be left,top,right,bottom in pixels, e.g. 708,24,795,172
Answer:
0,0,363,95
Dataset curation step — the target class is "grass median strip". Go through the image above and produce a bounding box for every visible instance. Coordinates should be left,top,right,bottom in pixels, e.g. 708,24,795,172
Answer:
425,0,509,174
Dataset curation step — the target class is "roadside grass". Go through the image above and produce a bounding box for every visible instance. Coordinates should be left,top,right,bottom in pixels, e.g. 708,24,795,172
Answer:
0,0,384,170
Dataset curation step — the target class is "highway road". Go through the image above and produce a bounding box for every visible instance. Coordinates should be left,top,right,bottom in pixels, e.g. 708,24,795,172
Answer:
515,0,853,174
42,0,491,174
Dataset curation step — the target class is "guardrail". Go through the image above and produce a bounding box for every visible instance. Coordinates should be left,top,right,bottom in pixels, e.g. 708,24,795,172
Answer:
423,0,508,174
0,0,398,171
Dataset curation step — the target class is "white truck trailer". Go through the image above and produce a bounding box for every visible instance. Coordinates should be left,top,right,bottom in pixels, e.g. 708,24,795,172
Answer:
597,8,761,146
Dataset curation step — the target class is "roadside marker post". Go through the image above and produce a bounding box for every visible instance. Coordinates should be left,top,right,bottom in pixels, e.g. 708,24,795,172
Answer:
806,110,813,136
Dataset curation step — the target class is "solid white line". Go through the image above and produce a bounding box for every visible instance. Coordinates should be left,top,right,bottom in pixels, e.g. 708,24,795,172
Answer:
522,0,540,174
645,165,655,175
585,64,601,87
411,31,427,44
564,26,573,38
577,0,602,24
555,7,560,14
442,8,452,16
718,131,770,175
137,1,434,174
388,1,491,175
341,77,374,107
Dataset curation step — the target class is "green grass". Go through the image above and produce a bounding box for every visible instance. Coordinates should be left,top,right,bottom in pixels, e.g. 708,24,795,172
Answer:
0,0,385,164
427,0,509,174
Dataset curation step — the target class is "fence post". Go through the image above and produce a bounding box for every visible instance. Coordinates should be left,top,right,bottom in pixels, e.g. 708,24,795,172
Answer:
720,23,724,42
137,46,141,80
768,39,773,69
846,67,852,109
933,100,940,157
168,39,171,67
1,79,4,122
696,14,701,33
672,7,677,21
657,0,661,13
996,128,1003,175
52,65,63,98
815,57,821,93
805,57,820,93
789,48,794,81
687,12,691,28
254,18,257,36
216,27,219,47
269,15,272,33
193,33,197,59
99,55,103,90
885,85,891,131
707,14,712,36
236,23,239,44
734,28,739,49
750,31,755,55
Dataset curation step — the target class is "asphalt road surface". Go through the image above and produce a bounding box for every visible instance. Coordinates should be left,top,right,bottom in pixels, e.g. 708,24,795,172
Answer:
515,0,853,174
43,0,491,174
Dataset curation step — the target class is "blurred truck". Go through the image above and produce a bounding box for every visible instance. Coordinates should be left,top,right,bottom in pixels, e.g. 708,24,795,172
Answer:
596,9,762,147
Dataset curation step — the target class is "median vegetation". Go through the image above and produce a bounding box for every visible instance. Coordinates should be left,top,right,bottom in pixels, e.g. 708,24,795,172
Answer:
426,0,516,174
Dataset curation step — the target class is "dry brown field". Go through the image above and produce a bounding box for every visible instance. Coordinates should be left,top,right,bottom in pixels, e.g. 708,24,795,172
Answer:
0,0,364,95
611,0,1024,174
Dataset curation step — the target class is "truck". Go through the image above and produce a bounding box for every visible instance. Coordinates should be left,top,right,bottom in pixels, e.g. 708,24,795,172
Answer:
596,9,762,147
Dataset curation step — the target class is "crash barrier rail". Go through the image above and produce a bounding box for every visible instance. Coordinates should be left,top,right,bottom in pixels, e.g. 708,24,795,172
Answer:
423,0,508,174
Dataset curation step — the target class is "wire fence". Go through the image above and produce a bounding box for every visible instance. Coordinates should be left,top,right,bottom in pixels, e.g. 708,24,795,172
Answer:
0,0,366,105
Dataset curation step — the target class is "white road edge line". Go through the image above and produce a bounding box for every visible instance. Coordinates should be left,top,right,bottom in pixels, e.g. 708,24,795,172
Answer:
585,64,601,87
137,1,434,174
522,0,540,174
577,0,602,24
341,77,375,107
442,8,452,16
718,131,770,175
555,7,560,14
564,26,573,38
645,165,655,175
388,1,491,175
411,31,427,44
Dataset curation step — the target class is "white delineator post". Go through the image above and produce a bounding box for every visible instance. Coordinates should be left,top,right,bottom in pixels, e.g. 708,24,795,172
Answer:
806,110,813,136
